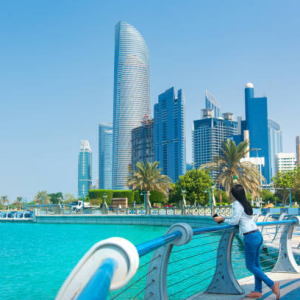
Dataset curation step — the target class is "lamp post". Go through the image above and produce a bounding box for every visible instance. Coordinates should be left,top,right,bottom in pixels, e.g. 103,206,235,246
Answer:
182,189,186,207
42,196,45,211
289,188,292,207
182,189,186,215
102,193,108,214
211,182,215,206
140,191,146,213
233,175,238,184
205,189,211,208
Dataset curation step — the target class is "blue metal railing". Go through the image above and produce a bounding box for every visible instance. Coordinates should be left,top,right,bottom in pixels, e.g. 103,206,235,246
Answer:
136,230,182,256
71,218,299,300
78,258,117,300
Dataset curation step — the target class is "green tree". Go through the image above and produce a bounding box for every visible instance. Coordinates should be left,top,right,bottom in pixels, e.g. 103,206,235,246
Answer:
48,192,63,204
34,191,50,205
214,189,229,205
272,169,299,206
1,196,9,209
63,193,77,204
200,140,264,196
127,161,172,208
260,190,276,204
15,197,23,210
171,169,213,205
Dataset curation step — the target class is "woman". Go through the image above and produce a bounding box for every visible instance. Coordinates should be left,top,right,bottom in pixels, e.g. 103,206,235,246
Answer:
214,184,280,299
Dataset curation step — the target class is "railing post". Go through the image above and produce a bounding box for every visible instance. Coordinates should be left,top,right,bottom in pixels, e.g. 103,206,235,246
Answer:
272,216,300,273
205,227,244,295
260,212,270,236
272,213,286,243
144,223,193,300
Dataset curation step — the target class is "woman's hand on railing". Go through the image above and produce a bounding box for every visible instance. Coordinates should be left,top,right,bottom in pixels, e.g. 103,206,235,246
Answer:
213,216,225,224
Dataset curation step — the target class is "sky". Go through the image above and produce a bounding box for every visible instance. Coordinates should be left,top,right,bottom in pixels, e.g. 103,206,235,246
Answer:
1,0,300,202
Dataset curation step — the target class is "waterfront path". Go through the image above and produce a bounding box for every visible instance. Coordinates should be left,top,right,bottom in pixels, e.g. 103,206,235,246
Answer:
187,272,300,300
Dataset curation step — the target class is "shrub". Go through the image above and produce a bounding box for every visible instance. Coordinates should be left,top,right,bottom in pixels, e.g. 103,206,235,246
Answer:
134,190,142,204
88,190,113,205
149,191,166,203
112,190,134,204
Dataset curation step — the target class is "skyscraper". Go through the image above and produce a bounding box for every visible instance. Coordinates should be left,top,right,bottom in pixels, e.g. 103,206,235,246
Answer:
78,140,92,198
99,124,113,189
112,21,150,190
131,118,154,171
296,136,300,166
205,90,220,118
268,119,283,179
193,112,238,179
244,83,271,182
154,87,186,183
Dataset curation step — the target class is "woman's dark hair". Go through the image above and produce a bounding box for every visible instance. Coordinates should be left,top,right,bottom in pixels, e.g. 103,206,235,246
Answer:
230,184,253,216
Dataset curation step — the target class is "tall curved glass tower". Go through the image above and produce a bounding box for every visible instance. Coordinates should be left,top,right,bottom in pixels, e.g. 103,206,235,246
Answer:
112,21,150,189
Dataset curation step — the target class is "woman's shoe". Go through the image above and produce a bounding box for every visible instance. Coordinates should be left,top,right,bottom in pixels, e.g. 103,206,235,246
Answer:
245,291,262,298
272,281,280,299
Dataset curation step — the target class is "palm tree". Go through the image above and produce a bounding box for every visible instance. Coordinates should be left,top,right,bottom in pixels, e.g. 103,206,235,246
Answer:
200,140,264,197
1,196,9,210
127,161,172,210
16,197,23,210
34,191,50,205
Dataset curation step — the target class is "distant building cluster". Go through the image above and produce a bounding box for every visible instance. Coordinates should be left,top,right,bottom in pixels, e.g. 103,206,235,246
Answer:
77,21,298,198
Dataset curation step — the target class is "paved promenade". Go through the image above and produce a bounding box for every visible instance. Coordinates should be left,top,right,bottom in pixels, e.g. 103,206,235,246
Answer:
187,272,300,300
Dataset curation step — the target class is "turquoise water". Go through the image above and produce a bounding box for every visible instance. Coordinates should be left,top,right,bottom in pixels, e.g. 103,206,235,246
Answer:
0,223,167,300
0,223,288,300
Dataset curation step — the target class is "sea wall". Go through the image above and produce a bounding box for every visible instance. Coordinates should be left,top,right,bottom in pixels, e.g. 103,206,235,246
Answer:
35,214,217,227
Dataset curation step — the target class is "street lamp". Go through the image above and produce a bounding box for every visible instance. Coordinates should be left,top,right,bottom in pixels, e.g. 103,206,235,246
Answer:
289,188,292,208
140,191,146,212
182,189,186,207
205,188,211,208
102,193,108,214
211,182,215,206
233,175,238,184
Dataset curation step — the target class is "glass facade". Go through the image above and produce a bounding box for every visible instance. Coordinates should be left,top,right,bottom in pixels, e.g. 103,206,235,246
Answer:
131,119,154,171
245,83,271,182
205,90,220,118
112,21,150,190
98,124,113,189
268,119,283,179
154,87,186,183
193,116,238,179
78,140,92,198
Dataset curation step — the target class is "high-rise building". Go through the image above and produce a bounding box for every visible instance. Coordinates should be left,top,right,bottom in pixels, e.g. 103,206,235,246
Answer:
205,90,220,118
154,87,186,183
99,124,113,189
276,153,296,173
244,83,271,182
131,118,154,172
193,112,238,179
112,21,150,190
296,136,300,166
78,140,92,198
268,119,283,179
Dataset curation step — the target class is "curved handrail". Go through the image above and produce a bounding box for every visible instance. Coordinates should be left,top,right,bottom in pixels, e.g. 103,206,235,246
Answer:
135,220,297,258
257,220,296,226
78,258,117,300
136,230,182,256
